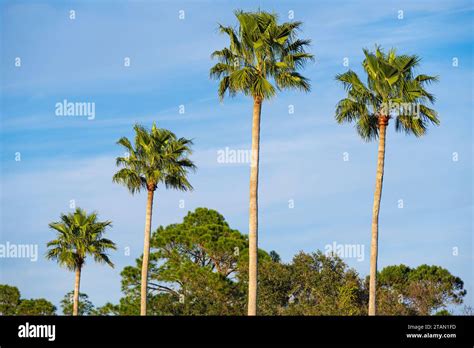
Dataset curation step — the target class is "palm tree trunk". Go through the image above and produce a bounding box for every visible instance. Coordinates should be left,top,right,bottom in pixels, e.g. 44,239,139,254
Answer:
140,189,154,316
73,266,81,316
248,96,262,316
368,117,388,316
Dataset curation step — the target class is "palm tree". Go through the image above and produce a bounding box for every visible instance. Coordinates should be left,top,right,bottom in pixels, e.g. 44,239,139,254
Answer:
113,123,195,315
335,46,439,315
46,208,116,316
210,10,313,315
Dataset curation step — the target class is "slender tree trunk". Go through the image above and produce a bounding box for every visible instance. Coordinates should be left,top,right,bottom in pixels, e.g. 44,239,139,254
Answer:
248,96,262,316
140,189,154,316
73,266,81,316
368,117,388,316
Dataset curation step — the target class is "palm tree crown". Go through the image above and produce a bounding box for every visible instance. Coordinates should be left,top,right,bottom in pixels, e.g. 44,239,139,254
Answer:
210,10,314,101
335,46,439,139
113,123,196,193
46,208,116,270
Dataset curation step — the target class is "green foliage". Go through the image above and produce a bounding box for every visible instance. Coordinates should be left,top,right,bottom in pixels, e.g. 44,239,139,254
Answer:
378,264,411,291
210,10,313,101
255,259,292,315
375,287,415,316
46,208,116,271
90,302,120,316
113,123,196,193
0,284,21,315
61,291,95,316
112,209,368,316
94,298,139,316
335,46,439,140
0,284,56,315
3,239,467,316
283,251,365,315
119,208,248,315
376,264,466,315
16,298,56,315
269,250,281,263
102,209,467,316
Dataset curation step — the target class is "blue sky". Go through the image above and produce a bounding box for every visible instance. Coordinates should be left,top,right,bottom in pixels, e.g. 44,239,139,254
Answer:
0,0,472,313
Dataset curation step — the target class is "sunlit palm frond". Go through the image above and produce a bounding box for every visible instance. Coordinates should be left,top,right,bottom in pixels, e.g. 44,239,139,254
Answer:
46,208,116,271
113,123,195,194
335,46,439,139
210,10,313,101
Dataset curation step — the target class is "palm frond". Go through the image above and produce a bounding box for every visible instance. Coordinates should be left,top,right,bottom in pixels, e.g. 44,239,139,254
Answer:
46,208,116,272
210,10,313,101
335,46,439,140
113,124,196,194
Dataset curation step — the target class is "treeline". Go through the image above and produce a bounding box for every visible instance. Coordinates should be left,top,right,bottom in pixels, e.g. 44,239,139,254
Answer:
0,286,95,315
98,208,467,316
2,208,466,316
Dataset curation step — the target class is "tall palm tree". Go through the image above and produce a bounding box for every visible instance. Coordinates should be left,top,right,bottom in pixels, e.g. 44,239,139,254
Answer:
210,10,313,315
46,208,116,316
335,46,439,315
113,123,195,315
